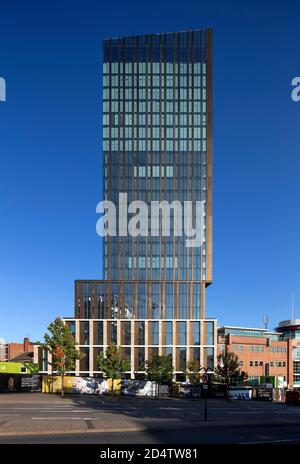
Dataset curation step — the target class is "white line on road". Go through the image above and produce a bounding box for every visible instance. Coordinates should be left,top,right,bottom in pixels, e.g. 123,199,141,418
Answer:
14,407,73,410
71,410,98,413
31,417,93,420
18,410,94,413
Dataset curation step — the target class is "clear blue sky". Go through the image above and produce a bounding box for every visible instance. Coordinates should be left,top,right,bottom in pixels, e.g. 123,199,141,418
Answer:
0,0,299,342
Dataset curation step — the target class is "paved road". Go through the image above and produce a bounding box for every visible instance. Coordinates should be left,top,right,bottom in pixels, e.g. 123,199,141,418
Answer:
0,393,300,443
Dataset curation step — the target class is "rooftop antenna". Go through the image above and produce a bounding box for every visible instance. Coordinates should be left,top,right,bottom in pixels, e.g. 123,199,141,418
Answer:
263,315,269,331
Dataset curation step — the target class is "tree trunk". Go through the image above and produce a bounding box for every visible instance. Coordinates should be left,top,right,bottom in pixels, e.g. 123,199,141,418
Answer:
61,373,64,398
111,378,114,397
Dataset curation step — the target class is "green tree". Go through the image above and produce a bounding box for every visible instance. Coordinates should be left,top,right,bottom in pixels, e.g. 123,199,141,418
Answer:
38,318,82,398
145,355,173,399
185,361,201,385
97,344,130,396
214,346,248,398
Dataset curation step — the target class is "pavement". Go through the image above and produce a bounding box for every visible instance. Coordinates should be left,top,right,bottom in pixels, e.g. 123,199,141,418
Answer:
0,393,300,443
1,425,300,444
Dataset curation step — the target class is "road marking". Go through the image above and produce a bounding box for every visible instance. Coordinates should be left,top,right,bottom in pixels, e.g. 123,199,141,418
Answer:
21,409,94,413
31,411,116,416
32,417,93,420
14,407,73,410
71,410,97,413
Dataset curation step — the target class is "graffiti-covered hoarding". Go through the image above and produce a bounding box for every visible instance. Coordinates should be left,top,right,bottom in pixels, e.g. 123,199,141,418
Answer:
42,376,158,396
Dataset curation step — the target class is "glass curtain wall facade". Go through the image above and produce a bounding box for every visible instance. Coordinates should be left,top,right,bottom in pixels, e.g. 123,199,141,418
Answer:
103,30,212,283
65,30,216,379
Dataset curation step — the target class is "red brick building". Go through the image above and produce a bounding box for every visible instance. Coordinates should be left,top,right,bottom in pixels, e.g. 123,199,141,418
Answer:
218,326,290,387
3,338,35,362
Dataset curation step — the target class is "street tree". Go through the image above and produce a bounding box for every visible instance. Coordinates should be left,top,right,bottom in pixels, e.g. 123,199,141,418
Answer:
144,355,173,399
214,346,248,398
97,344,130,396
38,317,82,398
185,360,201,385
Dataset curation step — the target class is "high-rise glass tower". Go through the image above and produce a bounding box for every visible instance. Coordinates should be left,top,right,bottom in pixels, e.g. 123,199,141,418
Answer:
103,30,212,285
65,30,216,379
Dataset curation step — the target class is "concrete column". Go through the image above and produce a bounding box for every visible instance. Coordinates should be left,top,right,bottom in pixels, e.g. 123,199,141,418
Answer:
159,320,162,355
89,320,94,377
131,319,135,379
47,350,52,375
145,320,149,363
186,320,191,366
117,319,121,346
75,320,80,376
103,320,108,349
172,320,177,374
200,319,205,368
213,319,218,369
33,345,39,366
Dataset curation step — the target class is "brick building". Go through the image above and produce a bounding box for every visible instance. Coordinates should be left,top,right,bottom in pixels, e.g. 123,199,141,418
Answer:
218,326,290,387
0,338,35,362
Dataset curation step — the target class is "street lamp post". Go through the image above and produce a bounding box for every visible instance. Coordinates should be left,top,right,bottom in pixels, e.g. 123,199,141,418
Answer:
199,366,211,422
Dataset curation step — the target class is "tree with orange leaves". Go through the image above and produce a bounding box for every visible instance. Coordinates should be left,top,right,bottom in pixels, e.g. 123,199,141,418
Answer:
39,318,82,398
